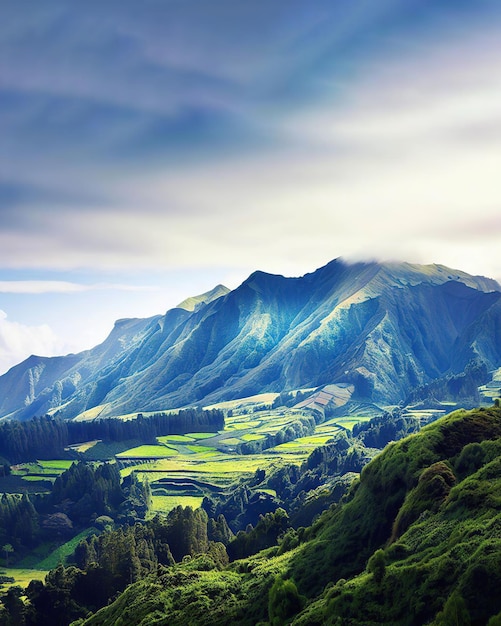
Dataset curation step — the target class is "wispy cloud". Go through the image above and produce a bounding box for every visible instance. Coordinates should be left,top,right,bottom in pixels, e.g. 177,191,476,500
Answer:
0,281,159,294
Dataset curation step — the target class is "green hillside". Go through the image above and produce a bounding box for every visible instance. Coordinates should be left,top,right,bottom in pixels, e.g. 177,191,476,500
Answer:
72,406,501,626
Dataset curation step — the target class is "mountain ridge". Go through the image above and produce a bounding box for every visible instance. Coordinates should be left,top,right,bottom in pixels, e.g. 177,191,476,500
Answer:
0,258,499,421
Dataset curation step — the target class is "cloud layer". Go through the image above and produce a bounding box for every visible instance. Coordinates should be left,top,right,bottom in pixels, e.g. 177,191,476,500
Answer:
1,1,501,370
1,1,501,281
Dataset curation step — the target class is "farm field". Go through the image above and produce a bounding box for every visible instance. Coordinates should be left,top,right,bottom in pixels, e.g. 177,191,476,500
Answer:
150,494,204,515
9,401,376,516
116,405,372,504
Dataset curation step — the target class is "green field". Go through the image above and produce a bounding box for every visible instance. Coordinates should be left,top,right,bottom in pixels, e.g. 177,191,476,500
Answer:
150,495,204,515
0,568,47,591
186,444,218,454
36,528,97,570
13,460,74,477
240,433,266,442
10,403,375,521
116,444,179,458
157,434,195,443
217,437,242,446
113,405,375,505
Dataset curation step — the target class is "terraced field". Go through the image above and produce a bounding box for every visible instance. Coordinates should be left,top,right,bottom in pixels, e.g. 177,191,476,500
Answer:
9,399,378,515
116,405,372,513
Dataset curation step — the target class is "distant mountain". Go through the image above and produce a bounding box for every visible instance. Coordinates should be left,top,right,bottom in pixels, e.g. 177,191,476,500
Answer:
0,259,500,421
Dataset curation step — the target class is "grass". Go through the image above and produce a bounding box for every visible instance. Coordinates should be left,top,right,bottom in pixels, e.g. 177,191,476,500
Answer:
325,416,373,430
271,434,336,452
38,460,74,470
0,568,48,591
13,460,74,477
186,445,218,454
66,440,100,453
218,437,242,446
22,405,382,517
225,421,261,431
157,435,195,443
36,528,97,570
150,495,204,515
116,445,179,458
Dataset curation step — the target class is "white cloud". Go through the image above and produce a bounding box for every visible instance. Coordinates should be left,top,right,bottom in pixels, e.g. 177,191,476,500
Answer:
0,310,65,374
0,281,159,294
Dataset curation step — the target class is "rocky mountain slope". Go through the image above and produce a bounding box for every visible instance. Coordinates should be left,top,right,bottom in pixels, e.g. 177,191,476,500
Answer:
0,259,499,421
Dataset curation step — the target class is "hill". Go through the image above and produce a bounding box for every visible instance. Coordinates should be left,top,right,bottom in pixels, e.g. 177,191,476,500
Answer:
71,405,501,625
0,259,500,421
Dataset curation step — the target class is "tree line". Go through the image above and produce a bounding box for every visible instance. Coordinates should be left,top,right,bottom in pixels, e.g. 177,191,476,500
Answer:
0,409,224,464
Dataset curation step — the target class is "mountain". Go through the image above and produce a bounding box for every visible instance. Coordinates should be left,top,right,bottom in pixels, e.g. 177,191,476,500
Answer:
176,284,230,312
70,405,501,625
0,259,500,421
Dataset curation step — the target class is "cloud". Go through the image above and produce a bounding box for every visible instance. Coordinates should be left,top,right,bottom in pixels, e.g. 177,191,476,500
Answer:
0,310,64,375
0,281,159,294
1,1,501,283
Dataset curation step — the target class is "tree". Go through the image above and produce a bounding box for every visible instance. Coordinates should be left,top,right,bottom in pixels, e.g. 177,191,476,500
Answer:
367,549,386,584
268,576,304,625
2,543,13,567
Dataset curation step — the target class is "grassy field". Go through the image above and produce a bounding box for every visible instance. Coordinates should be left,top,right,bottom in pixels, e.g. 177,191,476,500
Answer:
113,405,375,505
241,433,266,442
116,444,179,458
36,528,97,570
11,401,375,518
13,460,74,476
186,432,219,439
150,495,204,515
157,434,195,443
17,528,98,570
66,440,101,453
0,568,48,591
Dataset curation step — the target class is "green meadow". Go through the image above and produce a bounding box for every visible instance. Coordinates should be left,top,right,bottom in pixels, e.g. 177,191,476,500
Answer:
0,568,48,591
12,402,374,519
113,405,372,503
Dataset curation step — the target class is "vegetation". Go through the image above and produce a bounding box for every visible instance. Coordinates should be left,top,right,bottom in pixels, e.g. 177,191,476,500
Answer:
1,405,501,625
0,409,224,464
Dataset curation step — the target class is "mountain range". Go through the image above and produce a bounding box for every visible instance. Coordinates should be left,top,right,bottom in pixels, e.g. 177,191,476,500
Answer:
0,258,500,421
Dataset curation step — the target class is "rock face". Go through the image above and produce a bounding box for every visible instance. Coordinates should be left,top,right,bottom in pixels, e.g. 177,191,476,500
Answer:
0,259,500,420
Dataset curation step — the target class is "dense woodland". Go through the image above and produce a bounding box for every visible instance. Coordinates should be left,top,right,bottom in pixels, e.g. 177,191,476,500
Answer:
0,409,224,464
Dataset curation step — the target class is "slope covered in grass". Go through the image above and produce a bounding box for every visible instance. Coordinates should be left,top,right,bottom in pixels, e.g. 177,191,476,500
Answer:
72,407,501,625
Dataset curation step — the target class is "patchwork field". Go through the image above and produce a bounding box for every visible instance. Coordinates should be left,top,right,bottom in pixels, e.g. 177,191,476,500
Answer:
116,404,374,508
9,395,382,516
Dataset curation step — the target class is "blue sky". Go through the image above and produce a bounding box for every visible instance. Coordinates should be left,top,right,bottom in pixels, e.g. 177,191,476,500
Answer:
1,0,501,372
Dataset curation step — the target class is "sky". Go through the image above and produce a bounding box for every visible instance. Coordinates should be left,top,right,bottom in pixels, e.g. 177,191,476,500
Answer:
1,0,501,373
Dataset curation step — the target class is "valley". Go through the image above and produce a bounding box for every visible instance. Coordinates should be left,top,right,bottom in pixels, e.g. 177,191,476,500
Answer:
0,386,458,593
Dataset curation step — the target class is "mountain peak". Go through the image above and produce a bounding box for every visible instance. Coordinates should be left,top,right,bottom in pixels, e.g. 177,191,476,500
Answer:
176,284,230,312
